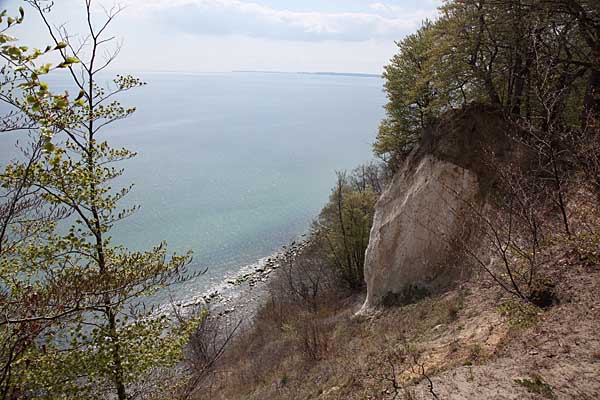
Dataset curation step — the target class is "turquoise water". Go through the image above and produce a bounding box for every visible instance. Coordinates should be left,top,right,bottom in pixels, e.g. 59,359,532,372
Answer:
0,72,385,303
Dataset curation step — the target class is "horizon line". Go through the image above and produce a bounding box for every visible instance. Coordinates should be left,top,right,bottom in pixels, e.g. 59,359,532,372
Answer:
86,68,383,77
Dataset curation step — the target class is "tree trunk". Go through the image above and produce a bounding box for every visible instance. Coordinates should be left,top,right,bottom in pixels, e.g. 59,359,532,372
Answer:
108,309,128,400
511,50,531,116
583,68,600,124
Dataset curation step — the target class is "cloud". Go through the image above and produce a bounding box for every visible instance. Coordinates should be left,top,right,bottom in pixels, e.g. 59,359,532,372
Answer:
369,1,441,16
124,0,438,42
369,3,398,13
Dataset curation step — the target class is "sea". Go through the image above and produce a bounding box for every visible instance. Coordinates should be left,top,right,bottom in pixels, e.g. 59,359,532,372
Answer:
0,71,386,306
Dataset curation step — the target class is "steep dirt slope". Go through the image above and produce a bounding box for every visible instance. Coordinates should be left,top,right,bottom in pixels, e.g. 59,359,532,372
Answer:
409,265,600,399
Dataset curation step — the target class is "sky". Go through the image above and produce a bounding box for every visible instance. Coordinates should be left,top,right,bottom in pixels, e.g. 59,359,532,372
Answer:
3,0,442,74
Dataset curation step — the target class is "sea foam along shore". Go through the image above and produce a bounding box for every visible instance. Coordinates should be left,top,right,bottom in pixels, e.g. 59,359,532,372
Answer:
168,236,310,326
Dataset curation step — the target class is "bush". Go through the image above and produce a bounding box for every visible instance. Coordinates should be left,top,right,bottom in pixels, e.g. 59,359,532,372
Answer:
314,163,387,290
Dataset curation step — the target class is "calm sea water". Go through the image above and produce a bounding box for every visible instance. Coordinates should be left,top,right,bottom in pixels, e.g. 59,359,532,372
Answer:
0,72,385,304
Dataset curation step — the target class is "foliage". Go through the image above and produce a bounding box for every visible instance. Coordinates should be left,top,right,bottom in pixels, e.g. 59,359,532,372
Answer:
0,2,199,399
515,375,557,399
374,21,442,169
375,0,600,170
498,300,540,330
314,163,386,289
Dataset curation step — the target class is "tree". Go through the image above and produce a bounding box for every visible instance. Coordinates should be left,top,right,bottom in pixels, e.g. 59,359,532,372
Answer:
315,165,384,290
542,0,600,121
0,6,87,398
374,21,441,170
0,1,199,398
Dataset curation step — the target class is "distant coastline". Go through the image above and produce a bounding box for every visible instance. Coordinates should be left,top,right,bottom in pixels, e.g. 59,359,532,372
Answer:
233,70,381,78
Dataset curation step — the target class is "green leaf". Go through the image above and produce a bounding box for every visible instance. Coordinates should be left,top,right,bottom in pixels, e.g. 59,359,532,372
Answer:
36,64,51,75
53,97,68,109
43,141,55,153
75,89,85,101
56,57,79,68
64,56,79,64
0,34,16,44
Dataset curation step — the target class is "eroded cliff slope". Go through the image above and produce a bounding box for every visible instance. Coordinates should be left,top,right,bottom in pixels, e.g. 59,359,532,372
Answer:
361,105,523,311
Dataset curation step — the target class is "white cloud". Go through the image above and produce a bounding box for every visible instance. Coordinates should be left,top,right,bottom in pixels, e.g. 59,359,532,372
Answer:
10,0,441,72
122,0,438,41
369,3,397,13
369,1,441,16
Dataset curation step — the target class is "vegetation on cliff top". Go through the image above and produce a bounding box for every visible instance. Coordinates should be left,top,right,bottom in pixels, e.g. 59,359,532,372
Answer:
375,0,599,171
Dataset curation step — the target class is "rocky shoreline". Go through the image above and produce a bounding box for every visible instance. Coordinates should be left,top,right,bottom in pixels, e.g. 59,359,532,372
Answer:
181,238,309,327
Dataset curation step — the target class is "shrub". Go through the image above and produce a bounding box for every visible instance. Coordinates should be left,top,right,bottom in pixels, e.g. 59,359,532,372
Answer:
314,164,387,290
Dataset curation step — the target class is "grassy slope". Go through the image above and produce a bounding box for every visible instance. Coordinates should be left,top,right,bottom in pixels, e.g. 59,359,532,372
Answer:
191,191,600,400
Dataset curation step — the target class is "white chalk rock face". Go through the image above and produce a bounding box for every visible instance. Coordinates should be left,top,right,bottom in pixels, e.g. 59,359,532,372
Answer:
359,154,480,313
357,105,526,314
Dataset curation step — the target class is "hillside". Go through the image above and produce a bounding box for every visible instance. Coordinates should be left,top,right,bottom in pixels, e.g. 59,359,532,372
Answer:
207,247,599,399
185,107,600,400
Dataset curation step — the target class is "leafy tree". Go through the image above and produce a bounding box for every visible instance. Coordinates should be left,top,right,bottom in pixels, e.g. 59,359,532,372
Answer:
374,21,441,170
375,2,599,237
540,0,600,120
315,165,385,289
0,6,87,398
0,2,199,398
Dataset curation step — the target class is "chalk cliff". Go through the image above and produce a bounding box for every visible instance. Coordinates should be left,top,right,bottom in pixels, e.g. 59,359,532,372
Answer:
360,105,520,312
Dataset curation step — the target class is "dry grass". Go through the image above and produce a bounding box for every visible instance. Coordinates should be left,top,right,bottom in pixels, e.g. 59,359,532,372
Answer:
185,189,600,400
188,274,505,400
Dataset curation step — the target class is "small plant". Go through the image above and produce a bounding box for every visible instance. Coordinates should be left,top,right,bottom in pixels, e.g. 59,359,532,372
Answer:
381,285,431,306
466,367,474,382
280,373,288,386
515,375,556,399
498,300,540,330
298,321,330,361
528,277,558,309
445,293,465,322
567,232,600,270
467,344,484,363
